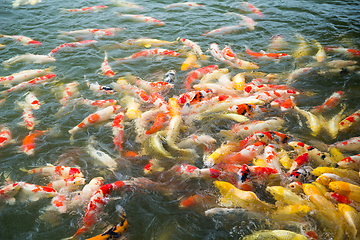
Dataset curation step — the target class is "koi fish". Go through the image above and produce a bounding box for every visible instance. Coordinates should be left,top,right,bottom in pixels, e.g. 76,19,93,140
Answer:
293,104,321,137
49,40,98,56
111,0,144,10
112,113,124,151
135,78,174,93
164,2,204,10
69,177,104,208
2,53,56,67
27,164,84,179
25,91,41,110
62,5,108,13
312,91,344,113
245,47,290,60
17,182,58,202
339,109,360,132
202,25,243,37
0,182,21,205
18,103,37,130
170,163,221,180
328,181,360,203
20,130,45,155
0,33,41,45
0,74,56,97
145,112,167,135
331,136,360,152
87,138,118,171
0,67,54,86
338,204,360,239
59,28,125,39
312,39,328,63
228,103,268,117
100,52,115,77
225,12,256,30
324,59,357,68
179,192,217,209
114,48,179,63
71,181,127,238
184,65,219,90
200,68,228,84
116,38,177,49
163,70,176,83
116,13,165,26
225,142,266,165
324,46,360,58
47,177,86,192
178,38,205,58
59,81,79,106
293,34,311,59
181,53,201,71
80,98,117,108
121,95,141,119
242,230,309,240
111,83,150,103
0,125,14,148
87,81,116,95
241,2,264,18
268,35,288,51
69,105,122,137
287,67,314,84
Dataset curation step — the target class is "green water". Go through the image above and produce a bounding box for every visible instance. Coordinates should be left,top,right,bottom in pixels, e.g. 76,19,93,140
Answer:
0,0,359,239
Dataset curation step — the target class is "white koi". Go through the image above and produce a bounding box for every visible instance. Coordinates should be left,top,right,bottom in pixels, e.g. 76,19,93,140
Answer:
2,54,55,67
203,25,243,37
116,13,165,26
178,38,204,57
164,2,204,10
331,136,360,152
225,12,256,30
87,137,118,170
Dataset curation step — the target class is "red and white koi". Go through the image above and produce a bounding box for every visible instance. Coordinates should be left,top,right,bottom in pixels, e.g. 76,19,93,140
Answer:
0,74,56,97
253,89,300,102
100,51,115,77
69,105,122,137
203,25,243,37
287,67,314,84
87,80,117,95
225,12,256,30
80,98,117,108
47,177,86,192
59,81,79,106
337,154,360,170
59,28,125,39
178,38,204,57
20,104,37,130
324,46,360,58
20,130,45,155
0,125,14,148
112,113,124,151
164,2,204,10
209,43,233,64
241,2,264,18
170,163,221,179
224,142,266,165
245,47,290,60
339,109,360,132
69,177,104,208
71,181,128,238
114,48,179,63
27,164,84,179
0,182,21,205
49,40,98,57
0,33,41,45
2,53,55,67
0,67,54,86
24,91,41,110
312,91,345,113
17,182,57,202
331,136,360,152
62,5,108,13
177,89,214,106
116,13,165,26
184,65,219,90
135,78,174,93
263,144,282,172
111,82,150,103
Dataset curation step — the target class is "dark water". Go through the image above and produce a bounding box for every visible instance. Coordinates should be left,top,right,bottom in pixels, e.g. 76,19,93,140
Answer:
0,0,359,239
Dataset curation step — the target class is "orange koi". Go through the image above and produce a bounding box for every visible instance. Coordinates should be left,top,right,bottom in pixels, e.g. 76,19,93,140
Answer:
145,112,167,135
179,192,217,209
21,130,45,155
312,91,345,113
115,48,179,63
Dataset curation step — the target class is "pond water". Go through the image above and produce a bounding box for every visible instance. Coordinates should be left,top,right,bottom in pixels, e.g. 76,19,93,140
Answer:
0,0,359,239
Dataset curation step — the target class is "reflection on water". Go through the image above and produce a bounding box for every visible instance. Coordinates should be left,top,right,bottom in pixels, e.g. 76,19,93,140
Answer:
0,0,359,239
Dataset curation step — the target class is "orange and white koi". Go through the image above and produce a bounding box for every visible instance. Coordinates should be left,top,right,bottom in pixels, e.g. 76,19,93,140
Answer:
0,125,14,148
112,113,124,151
268,35,288,51
100,52,115,77
0,33,41,45
59,28,125,39
228,103,268,117
2,53,55,67
47,177,86,192
184,65,218,90
69,177,104,208
245,47,290,60
241,2,264,18
177,89,214,106
225,142,266,165
145,112,167,135
135,78,174,93
116,13,165,26
312,91,345,113
230,57,260,70
59,81,79,106
178,38,204,57
331,136,360,152
339,109,360,132
263,144,282,172
181,53,201,71
80,98,117,108
0,73,56,97
62,5,108,13
111,83,150,103
20,130,45,155
253,89,300,102
209,43,232,64
170,163,221,179
203,25,243,37
71,181,128,238
287,67,314,84
0,182,21,205
179,192,217,209
225,12,256,30
49,40,98,57
164,2,204,10
324,46,360,58
0,67,54,86
27,164,84,179
69,105,122,137
17,182,57,202
114,48,179,63
20,104,37,130
87,81,117,95
24,91,41,110
221,45,235,61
